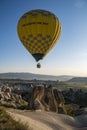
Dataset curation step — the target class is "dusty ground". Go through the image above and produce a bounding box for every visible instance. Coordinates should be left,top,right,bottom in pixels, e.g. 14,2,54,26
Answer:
7,109,87,130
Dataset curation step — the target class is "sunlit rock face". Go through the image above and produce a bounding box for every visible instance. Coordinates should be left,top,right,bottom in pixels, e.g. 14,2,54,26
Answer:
28,85,66,114
0,86,28,108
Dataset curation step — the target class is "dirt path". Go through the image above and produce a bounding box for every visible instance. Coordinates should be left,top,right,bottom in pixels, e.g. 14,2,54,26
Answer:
7,109,87,130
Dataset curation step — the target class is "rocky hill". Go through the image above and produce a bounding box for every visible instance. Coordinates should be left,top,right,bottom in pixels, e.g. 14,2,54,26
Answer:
68,77,87,83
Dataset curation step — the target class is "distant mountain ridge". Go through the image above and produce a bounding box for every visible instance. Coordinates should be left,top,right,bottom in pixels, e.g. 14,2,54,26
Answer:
0,72,74,81
68,77,87,83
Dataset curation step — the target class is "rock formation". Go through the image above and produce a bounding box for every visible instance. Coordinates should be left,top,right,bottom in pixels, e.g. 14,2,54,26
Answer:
0,86,28,108
28,85,66,113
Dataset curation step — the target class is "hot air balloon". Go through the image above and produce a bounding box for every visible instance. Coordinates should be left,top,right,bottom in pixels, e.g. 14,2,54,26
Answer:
17,9,62,68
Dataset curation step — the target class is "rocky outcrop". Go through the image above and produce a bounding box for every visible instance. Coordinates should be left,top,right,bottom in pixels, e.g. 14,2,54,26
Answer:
1,82,87,116
0,84,66,114
0,86,28,108
63,88,87,107
62,88,87,116
28,85,66,114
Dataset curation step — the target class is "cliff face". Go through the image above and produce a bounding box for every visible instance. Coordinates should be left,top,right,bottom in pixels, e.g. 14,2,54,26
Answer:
29,85,66,114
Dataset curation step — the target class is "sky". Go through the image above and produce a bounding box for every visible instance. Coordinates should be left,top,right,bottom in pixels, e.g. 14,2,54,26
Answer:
0,0,87,76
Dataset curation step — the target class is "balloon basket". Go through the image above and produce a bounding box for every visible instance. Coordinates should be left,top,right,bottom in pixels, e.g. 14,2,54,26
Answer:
37,63,41,68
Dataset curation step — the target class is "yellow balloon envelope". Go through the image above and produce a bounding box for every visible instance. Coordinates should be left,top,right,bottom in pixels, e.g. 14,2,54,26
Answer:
17,9,62,62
